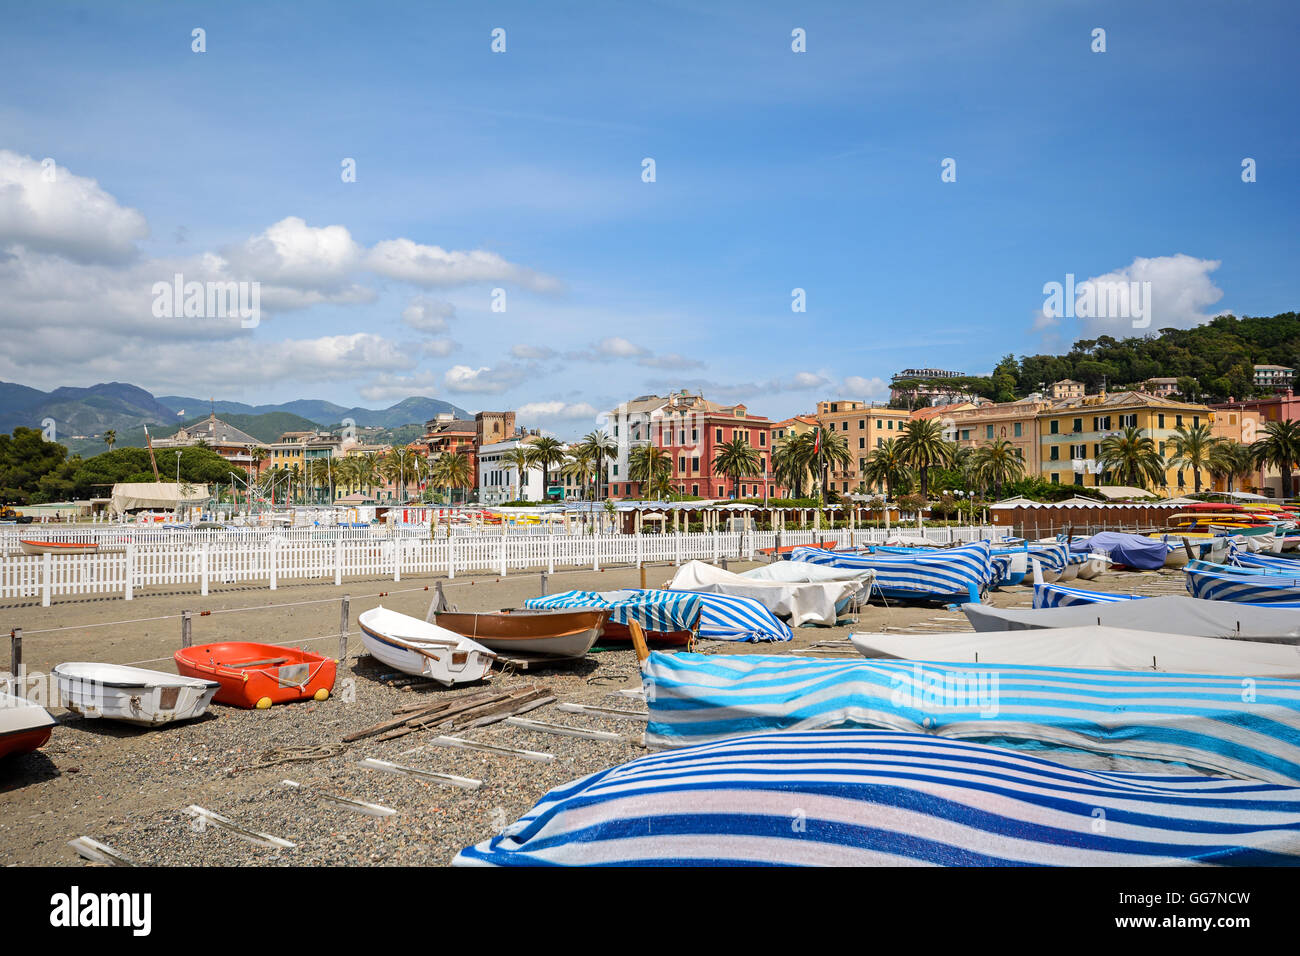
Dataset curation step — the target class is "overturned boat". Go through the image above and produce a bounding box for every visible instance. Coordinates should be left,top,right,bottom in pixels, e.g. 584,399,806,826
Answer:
0,690,55,760
53,662,219,726
359,606,496,685
434,608,608,660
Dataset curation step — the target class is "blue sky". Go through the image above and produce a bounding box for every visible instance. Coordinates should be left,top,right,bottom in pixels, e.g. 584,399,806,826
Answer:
1,0,1296,436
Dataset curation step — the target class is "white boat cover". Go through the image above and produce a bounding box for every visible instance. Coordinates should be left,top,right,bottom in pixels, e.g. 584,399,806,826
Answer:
667,561,858,626
109,481,210,514
850,624,1300,676
0,690,56,736
963,594,1300,639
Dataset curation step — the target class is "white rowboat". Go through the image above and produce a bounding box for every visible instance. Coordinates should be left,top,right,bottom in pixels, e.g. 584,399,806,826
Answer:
53,662,219,726
358,605,496,686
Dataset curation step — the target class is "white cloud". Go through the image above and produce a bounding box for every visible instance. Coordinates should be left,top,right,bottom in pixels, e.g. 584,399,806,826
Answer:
0,150,148,263
638,351,704,369
443,363,529,394
419,337,459,357
366,238,562,292
402,296,455,333
517,401,599,422
596,336,648,358
357,370,448,403
843,375,888,398
1076,254,1227,337
511,343,557,360
222,216,362,288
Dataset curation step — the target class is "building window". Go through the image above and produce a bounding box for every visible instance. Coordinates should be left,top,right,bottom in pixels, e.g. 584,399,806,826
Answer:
691,484,698,496
1074,474,1083,486
858,420,865,429
876,437,883,448
715,428,723,442
1051,473,1060,484
859,437,865,448
1157,414,1165,429
876,419,882,428
692,457,699,473
1050,420,1059,434
1050,446,1060,461
1175,415,1183,427
985,425,993,439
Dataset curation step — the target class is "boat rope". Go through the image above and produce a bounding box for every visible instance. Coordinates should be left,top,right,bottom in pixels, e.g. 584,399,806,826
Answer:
237,743,349,772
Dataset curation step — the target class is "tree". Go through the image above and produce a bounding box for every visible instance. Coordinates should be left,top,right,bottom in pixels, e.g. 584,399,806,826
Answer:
896,419,955,498
771,432,814,498
431,450,473,504
576,431,617,499
1166,423,1220,494
382,447,423,503
0,428,76,503
711,435,761,499
969,439,1025,499
562,447,596,500
1208,440,1255,493
1096,426,1166,490
811,424,852,503
628,445,672,499
526,437,566,499
103,430,117,452
1251,420,1300,499
502,446,533,501
861,438,911,497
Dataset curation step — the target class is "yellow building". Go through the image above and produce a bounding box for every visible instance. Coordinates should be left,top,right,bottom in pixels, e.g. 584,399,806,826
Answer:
813,400,911,495
1037,391,1214,494
942,397,1048,475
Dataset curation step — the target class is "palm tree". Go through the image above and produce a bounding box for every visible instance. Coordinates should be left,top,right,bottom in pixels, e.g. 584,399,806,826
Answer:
576,430,617,499
431,450,473,504
861,438,911,497
288,462,303,504
1097,426,1165,490
502,446,534,501
811,424,852,503
1166,423,1220,495
103,430,117,452
628,445,672,499
527,436,567,500
1251,420,1300,499
562,447,597,500
382,447,423,503
249,447,269,486
711,435,761,499
308,457,333,503
771,432,814,498
896,419,955,498
969,439,1025,499
1208,440,1256,493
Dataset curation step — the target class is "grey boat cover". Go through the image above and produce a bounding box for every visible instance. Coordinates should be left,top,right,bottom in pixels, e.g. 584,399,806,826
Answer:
962,595,1300,641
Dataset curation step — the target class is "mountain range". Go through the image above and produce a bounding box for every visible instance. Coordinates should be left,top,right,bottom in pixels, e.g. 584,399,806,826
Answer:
0,381,471,457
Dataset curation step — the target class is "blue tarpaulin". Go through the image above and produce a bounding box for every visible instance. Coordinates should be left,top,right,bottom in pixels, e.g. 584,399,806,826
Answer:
1069,531,1168,570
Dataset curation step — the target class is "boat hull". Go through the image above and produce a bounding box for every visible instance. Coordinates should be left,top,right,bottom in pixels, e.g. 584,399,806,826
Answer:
0,691,55,758
174,642,336,708
53,662,218,726
434,609,607,660
18,540,98,556
358,607,495,685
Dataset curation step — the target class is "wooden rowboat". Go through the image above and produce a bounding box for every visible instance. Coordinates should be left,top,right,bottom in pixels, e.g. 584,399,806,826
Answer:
174,642,337,709
435,608,609,660
19,539,98,555
0,690,55,759
358,606,496,685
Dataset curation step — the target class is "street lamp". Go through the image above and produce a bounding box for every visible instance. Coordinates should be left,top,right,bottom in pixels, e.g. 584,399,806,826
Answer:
175,451,181,482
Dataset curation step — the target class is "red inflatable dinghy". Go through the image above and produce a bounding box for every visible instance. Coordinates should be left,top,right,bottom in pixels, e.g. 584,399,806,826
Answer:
174,642,336,709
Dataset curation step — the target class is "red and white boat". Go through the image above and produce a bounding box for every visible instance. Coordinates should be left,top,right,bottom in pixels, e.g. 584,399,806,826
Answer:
0,690,55,760
18,539,98,556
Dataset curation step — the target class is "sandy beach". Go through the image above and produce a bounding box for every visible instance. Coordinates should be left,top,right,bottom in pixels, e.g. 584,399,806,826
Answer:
0,560,1188,867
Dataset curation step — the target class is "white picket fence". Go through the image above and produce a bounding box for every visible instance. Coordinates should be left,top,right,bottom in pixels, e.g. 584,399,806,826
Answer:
1,526,997,606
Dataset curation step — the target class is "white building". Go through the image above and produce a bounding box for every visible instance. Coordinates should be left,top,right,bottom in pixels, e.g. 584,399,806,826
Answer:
477,439,546,504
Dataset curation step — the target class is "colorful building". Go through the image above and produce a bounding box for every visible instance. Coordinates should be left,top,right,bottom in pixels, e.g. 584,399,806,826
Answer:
604,390,782,500
813,400,911,495
941,396,1049,476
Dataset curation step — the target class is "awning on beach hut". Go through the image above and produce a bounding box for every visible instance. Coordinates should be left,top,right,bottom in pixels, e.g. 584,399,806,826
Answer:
109,481,210,514
453,729,1300,867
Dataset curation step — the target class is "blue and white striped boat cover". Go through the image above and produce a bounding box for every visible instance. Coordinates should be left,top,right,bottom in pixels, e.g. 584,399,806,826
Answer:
1034,581,1141,609
524,588,788,642
1026,542,1068,573
641,652,1300,785
790,542,992,601
525,589,703,634
453,729,1300,866
665,589,792,643
1185,565,1300,607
